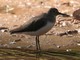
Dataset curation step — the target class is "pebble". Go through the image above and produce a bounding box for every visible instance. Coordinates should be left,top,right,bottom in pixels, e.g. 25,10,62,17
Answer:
67,34,73,37
77,43,80,46
9,41,16,44
57,33,64,36
16,46,22,48
67,30,78,34
66,49,72,52
60,21,71,27
27,45,33,48
0,30,5,32
56,45,61,48
14,39,21,42
11,34,17,37
62,21,67,27
76,29,80,34
5,5,14,13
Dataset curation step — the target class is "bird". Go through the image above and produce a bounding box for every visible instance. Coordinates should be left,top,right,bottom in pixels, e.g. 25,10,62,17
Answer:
9,8,69,52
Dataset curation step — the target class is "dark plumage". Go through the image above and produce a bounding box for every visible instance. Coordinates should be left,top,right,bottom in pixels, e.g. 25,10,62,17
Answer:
10,8,60,34
10,13,47,33
10,8,69,52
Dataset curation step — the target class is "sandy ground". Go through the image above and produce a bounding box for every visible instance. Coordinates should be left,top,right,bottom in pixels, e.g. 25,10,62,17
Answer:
0,0,80,60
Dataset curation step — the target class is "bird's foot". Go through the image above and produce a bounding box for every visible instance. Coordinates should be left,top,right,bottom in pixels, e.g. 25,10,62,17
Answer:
36,50,42,58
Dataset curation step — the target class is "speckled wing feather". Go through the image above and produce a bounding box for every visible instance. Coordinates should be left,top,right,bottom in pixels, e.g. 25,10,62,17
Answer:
10,13,47,33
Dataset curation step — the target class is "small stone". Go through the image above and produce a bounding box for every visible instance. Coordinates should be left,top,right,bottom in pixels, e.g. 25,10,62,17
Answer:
76,29,80,34
61,21,70,27
0,30,5,32
67,34,73,37
14,39,21,42
56,45,61,48
66,49,72,52
5,5,14,13
16,46,21,48
67,30,78,34
62,22,67,26
27,45,33,48
11,34,17,37
9,41,16,44
77,43,80,46
59,32,67,36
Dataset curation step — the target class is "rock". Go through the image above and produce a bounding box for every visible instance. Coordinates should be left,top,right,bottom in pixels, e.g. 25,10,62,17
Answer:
9,41,16,44
77,43,80,46
60,21,71,27
67,30,78,34
73,9,80,20
0,30,5,32
56,45,61,48
14,39,21,42
76,29,80,34
58,32,67,36
16,46,22,48
66,49,72,52
27,45,33,48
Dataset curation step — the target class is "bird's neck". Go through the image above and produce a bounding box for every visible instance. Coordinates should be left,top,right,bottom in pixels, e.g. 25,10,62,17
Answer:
47,13,57,22
47,12,57,16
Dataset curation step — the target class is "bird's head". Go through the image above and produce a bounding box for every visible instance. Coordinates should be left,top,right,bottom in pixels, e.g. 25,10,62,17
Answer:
48,8,70,17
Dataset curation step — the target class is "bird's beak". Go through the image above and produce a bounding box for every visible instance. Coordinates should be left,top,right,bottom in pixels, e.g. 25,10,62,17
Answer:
59,12,70,17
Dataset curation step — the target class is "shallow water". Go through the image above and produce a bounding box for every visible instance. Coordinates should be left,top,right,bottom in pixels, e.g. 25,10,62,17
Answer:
0,48,80,60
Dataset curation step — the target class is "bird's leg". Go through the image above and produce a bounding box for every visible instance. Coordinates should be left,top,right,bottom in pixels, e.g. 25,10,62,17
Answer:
36,36,41,52
36,36,41,58
37,36,41,51
36,36,38,51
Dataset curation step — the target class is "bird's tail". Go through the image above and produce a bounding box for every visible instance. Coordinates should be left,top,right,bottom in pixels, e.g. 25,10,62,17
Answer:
9,29,19,34
9,27,22,34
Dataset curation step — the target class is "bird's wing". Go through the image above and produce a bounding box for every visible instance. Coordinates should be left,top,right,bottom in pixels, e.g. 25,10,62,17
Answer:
10,13,47,33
